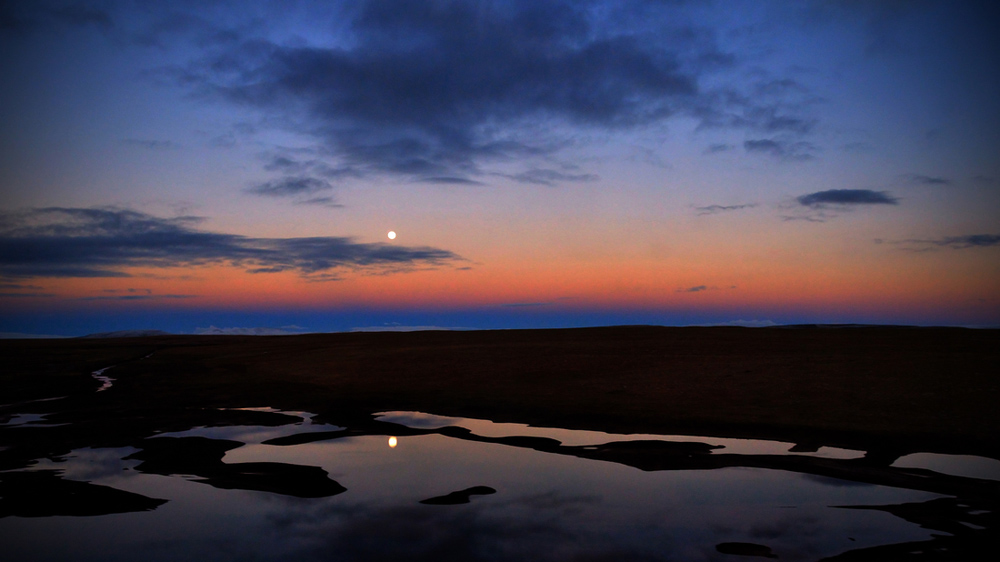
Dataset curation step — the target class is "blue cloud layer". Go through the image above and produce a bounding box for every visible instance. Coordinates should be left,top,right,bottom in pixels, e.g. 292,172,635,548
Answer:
0,207,463,278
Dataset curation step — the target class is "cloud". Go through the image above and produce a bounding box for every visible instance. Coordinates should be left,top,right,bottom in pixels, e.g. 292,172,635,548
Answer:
295,197,344,209
696,74,821,138
898,234,1000,251
0,207,464,279
796,189,899,207
840,141,873,153
711,105,816,135
676,285,736,293
743,138,815,161
677,285,708,293
627,146,672,169
172,0,816,184
121,139,180,150
0,282,45,290
414,176,486,186
503,168,598,186
904,174,951,186
78,294,196,301
245,176,332,197
694,203,756,216
704,143,734,154
262,155,361,180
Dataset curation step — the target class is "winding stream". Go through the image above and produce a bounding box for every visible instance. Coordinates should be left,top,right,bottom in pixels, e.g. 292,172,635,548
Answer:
91,366,114,392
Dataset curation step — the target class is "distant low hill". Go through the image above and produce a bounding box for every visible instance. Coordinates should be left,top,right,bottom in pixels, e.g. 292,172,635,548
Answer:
79,330,173,339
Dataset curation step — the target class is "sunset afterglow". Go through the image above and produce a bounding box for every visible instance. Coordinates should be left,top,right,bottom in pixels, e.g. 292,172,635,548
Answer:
1,1,998,336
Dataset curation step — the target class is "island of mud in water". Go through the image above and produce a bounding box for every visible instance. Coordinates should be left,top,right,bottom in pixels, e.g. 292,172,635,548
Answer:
2,326,998,560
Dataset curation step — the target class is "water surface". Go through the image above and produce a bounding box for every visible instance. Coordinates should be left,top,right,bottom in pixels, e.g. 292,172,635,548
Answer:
2,406,996,561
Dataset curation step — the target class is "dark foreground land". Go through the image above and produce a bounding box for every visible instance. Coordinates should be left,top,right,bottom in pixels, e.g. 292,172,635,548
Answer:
3,326,1000,560
3,325,999,460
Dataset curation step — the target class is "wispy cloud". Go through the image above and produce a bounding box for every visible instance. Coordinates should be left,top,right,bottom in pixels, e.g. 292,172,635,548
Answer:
0,282,45,290
704,143,734,154
904,174,951,186
896,234,1000,251
743,138,815,161
0,207,464,279
414,176,487,186
77,294,196,301
245,176,332,197
121,139,180,150
503,168,598,186
295,197,344,209
694,203,756,216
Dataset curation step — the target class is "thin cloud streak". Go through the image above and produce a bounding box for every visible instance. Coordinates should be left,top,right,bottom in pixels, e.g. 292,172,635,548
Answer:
694,203,757,216
77,294,197,301
897,234,1000,251
675,284,736,293
245,176,333,197
743,138,815,161
904,174,951,186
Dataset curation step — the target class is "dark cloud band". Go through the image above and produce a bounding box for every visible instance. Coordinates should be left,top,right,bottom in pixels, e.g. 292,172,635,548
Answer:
0,207,463,279
797,189,898,207
176,0,816,183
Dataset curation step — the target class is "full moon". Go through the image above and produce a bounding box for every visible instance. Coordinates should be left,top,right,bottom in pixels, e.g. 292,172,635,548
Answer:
387,231,396,240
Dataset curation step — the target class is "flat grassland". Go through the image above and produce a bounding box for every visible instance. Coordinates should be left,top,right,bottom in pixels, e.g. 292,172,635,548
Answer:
3,326,998,459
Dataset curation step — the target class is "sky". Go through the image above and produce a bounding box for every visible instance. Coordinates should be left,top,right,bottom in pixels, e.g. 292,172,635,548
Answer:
1,0,999,336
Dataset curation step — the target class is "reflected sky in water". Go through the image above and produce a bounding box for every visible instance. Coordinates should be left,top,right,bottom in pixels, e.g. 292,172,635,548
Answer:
375,411,866,459
2,409,995,561
152,408,344,445
892,453,1000,482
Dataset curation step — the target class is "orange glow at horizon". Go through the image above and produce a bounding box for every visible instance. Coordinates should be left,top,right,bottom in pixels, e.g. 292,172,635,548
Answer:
11,245,997,323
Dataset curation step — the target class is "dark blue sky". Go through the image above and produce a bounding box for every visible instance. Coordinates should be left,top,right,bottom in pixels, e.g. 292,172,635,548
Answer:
2,1,999,335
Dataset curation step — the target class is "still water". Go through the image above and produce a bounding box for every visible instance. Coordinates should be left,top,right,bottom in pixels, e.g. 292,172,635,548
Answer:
2,408,998,561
